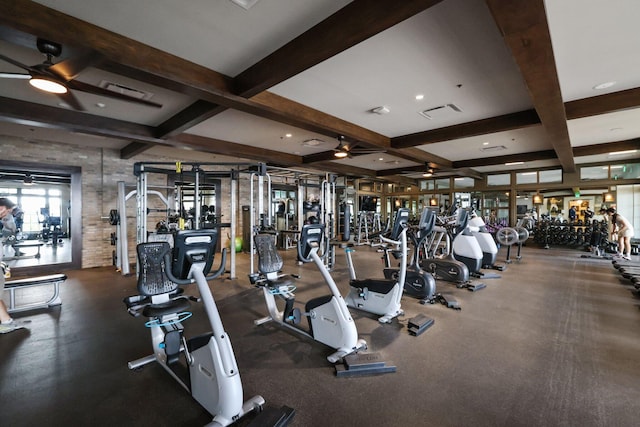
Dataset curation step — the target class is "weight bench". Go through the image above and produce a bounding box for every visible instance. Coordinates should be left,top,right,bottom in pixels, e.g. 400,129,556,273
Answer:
5,241,44,260
4,273,67,314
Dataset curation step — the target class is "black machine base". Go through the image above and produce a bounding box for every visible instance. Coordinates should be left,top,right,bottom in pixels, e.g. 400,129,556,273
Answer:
472,271,501,279
335,352,396,377
247,405,296,427
456,281,486,291
407,314,435,336
420,293,461,310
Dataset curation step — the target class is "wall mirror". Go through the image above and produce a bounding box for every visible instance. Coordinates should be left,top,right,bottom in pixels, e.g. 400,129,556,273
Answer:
0,161,81,275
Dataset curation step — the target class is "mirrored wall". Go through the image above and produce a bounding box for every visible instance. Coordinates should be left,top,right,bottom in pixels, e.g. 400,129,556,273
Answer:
0,161,81,274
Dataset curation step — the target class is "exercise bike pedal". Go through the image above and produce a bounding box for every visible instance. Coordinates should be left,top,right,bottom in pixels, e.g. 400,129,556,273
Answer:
436,293,460,310
335,352,396,377
288,307,303,325
466,282,486,292
407,314,435,336
247,405,295,427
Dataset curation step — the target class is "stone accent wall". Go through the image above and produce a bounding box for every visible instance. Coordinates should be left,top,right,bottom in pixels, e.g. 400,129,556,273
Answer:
0,136,256,269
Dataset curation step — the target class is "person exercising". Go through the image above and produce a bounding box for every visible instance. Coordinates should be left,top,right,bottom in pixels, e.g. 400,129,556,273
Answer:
0,198,18,328
606,207,635,261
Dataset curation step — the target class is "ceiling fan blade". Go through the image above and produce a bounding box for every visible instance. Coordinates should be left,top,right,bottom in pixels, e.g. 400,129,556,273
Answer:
0,53,34,73
56,90,85,111
0,72,31,79
48,51,103,81
66,80,163,108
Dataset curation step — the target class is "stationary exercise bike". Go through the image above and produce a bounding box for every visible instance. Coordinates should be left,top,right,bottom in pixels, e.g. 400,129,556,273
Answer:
124,229,292,427
344,208,408,323
251,224,367,363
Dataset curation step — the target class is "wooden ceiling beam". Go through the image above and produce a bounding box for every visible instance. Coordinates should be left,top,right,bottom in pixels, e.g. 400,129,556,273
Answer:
0,96,160,142
565,87,640,120
235,0,445,97
155,100,225,139
572,139,640,157
486,0,575,172
172,133,302,165
453,150,557,168
391,110,540,148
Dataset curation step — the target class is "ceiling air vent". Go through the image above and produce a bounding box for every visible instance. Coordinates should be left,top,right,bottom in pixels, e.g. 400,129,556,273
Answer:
99,80,154,100
302,139,325,147
419,103,463,120
480,145,507,152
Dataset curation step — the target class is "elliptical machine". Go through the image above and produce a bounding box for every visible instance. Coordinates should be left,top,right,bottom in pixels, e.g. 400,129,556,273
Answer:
251,224,367,364
468,210,505,273
124,229,292,427
343,208,408,323
383,207,459,309
419,208,486,291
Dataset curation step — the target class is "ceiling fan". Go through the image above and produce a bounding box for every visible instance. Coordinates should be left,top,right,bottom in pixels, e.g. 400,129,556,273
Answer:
0,38,162,111
333,135,384,158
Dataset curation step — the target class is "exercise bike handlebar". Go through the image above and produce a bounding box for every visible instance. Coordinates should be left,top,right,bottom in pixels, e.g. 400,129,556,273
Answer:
163,248,228,286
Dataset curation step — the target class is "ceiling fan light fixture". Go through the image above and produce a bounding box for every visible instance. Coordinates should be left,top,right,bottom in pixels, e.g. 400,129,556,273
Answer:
334,150,348,158
23,173,34,185
29,76,67,94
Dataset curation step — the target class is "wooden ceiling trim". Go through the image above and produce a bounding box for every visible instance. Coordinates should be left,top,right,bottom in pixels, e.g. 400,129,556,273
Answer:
387,147,452,168
173,133,302,165
486,0,575,173
572,139,640,157
309,160,377,178
392,109,540,148
565,87,640,120
0,96,160,142
453,149,557,168
235,0,445,98
121,142,153,159
155,100,225,139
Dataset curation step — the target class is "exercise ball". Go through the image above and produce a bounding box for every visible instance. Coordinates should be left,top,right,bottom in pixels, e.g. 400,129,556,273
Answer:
234,237,243,253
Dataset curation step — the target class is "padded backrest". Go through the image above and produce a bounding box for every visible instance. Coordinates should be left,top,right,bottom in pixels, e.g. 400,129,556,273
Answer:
419,208,436,234
172,229,218,279
255,234,283,274
137,241,178,296
390,208,409,240
298,224,325,262
454,209,469,236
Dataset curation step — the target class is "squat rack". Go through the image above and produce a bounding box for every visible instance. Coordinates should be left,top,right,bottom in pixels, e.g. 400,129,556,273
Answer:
119,161,265,278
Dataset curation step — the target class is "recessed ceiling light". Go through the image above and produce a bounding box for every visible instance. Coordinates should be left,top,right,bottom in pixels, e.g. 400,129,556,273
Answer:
415,94,424,101
378,157,384,161
482,142,490,146
96,102,106,108
593,81,616,90
285,133,292,138
505,161,524,166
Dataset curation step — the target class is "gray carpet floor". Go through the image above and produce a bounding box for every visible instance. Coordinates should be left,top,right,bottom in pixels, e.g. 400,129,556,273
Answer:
1,243,639,427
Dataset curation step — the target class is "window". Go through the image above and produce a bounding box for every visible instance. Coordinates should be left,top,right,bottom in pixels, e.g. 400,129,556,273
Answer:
487,173,510,186
610,163,640,180
516,171,537,184
580,166,608,180
539,169,562,183
454,177,474,189
435,178,450,190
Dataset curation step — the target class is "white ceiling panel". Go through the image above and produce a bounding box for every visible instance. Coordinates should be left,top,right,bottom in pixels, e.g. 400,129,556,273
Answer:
271,0,533,138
